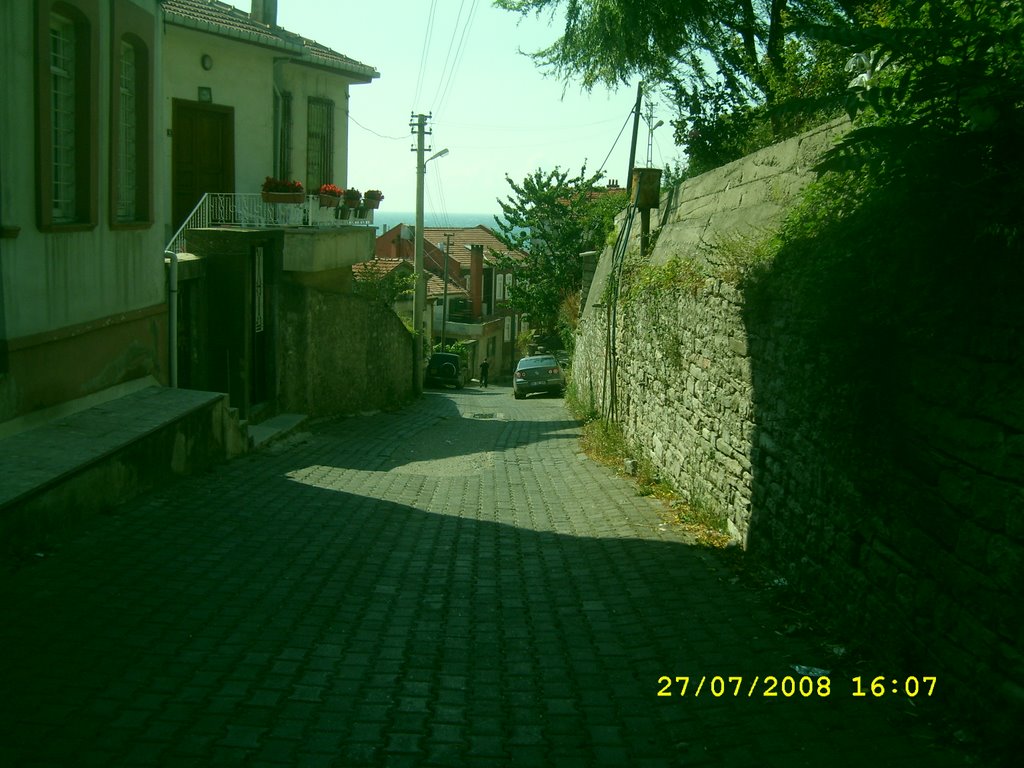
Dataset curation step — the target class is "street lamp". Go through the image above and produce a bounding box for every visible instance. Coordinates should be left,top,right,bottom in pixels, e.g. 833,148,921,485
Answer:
646,118,664,166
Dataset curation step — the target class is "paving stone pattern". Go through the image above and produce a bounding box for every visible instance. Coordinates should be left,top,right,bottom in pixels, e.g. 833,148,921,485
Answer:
0,388,970,767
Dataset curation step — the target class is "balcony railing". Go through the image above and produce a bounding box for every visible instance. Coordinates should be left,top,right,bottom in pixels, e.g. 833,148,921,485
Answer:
165,193,374,256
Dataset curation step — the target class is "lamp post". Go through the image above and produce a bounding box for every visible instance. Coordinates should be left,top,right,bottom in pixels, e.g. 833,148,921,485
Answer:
646,118,664,166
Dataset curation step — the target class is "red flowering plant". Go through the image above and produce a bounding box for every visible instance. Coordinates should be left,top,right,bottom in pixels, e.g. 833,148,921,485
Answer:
318,183,342,197
262,176,304,194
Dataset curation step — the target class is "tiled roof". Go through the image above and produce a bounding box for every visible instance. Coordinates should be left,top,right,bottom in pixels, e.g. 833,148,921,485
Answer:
370,228,468,300
162,0,378,80
426,272,469,300
351,257,409,279
375,225,451,274
422,225,524,268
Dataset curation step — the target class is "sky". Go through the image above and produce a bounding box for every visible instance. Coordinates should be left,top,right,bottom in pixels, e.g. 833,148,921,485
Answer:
224,0,678,217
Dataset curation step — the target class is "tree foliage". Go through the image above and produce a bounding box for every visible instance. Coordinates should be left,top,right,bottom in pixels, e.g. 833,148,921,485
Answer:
812,2,1024,178
352,261,415,308
495,0,859,172
492,166,626,335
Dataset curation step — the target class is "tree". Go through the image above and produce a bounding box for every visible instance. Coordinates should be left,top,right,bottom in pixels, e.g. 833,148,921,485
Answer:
492,166,625,340
495,0,861,171
352,260,415,308
812,1,1023,183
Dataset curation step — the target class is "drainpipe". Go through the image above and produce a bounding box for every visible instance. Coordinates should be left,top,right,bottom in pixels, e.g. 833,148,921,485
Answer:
164,250,178,388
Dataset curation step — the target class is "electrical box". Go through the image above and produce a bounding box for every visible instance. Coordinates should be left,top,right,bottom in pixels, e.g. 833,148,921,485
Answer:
631,167,662,209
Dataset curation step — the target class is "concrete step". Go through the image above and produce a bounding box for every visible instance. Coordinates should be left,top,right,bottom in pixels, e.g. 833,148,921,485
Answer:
247,413,308,449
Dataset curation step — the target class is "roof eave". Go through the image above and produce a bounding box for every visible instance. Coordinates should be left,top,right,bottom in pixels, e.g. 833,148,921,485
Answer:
164,12,305,54
280,55,379,83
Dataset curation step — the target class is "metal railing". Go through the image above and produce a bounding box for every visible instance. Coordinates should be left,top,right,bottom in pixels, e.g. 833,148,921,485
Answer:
165,193,374,255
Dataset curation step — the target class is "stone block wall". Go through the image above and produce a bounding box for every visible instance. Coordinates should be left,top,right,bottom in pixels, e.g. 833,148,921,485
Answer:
572,119,1023,754
278,282,415,417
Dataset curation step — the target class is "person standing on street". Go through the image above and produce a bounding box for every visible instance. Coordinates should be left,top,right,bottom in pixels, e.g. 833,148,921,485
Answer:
479,358,490,388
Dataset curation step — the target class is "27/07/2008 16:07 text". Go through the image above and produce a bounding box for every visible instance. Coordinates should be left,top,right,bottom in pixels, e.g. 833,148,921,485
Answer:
656,675,937,698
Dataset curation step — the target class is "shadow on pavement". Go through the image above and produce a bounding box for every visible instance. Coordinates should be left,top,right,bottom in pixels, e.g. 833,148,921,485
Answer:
0,433,974,767
310,393,579,473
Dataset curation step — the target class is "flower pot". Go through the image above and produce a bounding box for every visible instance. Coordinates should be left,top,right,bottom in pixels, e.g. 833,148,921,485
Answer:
344,198,361,208
318,194,340,208
262,191,305,204
363,197,381,210
336,206,352,220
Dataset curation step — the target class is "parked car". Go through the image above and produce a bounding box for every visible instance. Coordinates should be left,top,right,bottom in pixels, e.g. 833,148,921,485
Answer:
424,352,467,389
513,355,566,399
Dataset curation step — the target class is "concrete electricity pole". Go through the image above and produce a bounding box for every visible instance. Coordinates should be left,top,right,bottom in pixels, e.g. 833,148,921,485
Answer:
411,113,429,391
410,114,448,392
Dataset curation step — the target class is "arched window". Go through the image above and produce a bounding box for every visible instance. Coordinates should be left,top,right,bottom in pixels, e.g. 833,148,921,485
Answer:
36,1,98,230
110,0,153,227
50,14,78,223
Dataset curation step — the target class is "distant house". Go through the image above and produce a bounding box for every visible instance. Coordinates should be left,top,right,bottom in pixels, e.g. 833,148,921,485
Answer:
160,1,412,418
0,0,167,428
411,226,526,376
370,228,468,335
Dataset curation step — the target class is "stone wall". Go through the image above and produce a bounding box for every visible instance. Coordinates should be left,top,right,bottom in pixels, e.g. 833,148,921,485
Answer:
576,120,849,540
572,119,1023,754
278,282,415,416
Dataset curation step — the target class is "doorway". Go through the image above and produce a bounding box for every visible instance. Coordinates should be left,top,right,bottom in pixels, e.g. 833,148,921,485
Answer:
171,100,234,231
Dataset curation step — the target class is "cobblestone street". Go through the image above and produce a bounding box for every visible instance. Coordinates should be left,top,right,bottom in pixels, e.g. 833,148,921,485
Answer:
0,387,969,766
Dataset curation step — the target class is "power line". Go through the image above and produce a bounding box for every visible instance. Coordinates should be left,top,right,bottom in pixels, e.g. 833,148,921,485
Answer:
596,107,635,177
412,0,439,108
349,113,407,141
434,116,625,133
433,0,481,117
430,0,467,108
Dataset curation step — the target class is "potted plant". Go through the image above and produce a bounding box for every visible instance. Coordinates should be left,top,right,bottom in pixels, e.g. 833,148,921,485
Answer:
363,189,384,210
343,188,362,208
318,183,342,208
262,177,304,204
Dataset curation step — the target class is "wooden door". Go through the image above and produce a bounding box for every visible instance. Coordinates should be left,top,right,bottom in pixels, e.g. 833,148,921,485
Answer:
171,100,234,231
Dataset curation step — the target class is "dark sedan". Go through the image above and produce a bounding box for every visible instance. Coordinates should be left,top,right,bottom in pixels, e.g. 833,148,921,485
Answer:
512,355,566,399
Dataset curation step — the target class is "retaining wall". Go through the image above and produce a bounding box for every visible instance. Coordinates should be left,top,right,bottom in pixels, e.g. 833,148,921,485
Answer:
573,119,1023,755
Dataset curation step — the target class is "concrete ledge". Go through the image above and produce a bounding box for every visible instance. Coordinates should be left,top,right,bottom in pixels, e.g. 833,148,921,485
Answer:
0,386,248,560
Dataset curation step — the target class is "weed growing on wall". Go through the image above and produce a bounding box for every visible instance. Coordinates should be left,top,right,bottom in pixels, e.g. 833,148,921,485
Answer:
566,387,732,548
619,254,707,306
701,230,779,286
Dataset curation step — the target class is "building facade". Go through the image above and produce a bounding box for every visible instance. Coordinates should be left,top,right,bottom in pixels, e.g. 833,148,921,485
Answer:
1,0,167,428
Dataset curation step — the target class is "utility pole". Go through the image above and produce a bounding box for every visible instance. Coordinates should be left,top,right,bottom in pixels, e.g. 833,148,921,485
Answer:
626,81,643,195
409,112,430,372
411,113,449,393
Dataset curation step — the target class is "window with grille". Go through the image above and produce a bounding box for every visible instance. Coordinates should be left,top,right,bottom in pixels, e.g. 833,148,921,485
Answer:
36,0,99,230
116,40,137,221
306,98,333,192
50,15,77,223
110,0,154,227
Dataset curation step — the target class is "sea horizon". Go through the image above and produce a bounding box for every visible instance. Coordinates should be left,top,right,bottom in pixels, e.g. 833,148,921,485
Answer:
370,210,504,237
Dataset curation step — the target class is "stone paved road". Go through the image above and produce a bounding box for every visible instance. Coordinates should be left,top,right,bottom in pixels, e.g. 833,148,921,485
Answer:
0,386,970,767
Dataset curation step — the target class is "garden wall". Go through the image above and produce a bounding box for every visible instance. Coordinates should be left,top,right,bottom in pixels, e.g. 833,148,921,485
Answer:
278,284,415,416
